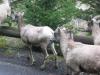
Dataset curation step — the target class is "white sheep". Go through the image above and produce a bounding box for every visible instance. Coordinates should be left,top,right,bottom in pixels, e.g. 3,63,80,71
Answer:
75,15,100,45
89,15,100,45
14,12,58,70
55,26,100,75
0,0,11,25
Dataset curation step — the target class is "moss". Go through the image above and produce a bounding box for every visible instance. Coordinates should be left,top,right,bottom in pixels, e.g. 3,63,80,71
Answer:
0,36,7,48
6,37,26,48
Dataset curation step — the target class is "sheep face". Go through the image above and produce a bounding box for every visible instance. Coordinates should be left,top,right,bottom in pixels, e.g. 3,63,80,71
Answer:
54,27,73,42
11,11,24,23
54,27,66,42
92,15,100,28
84,15,100,32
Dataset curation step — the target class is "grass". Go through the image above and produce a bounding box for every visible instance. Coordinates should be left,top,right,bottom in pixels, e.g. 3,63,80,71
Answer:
0,36,26,56
0,36,7,48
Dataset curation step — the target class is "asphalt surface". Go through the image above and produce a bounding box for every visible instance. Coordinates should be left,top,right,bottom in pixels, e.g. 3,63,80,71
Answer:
0,48,92,75
0,61,50,75
0,48,67,75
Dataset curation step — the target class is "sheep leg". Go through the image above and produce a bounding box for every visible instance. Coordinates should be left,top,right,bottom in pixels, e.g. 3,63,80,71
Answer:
40,43,49,70
49,42,58,69
28,45,35,65
41,49,49,70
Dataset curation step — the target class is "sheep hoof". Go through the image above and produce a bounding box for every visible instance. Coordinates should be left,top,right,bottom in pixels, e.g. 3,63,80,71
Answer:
40,65,46,71
28,59,36,66
32,61,36,65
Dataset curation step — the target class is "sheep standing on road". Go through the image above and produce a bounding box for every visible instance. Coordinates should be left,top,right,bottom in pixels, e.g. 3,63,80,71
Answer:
55,26,100,75
14,12,58,70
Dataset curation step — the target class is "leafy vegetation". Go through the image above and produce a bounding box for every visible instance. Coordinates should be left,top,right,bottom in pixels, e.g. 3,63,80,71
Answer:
79,0,100,19
11,0,80,29
0,0,99,29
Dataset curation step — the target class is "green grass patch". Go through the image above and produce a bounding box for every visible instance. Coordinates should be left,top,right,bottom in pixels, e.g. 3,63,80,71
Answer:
0,36,7,48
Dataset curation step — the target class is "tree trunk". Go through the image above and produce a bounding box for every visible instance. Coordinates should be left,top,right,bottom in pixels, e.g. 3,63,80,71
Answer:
74,35,93,45
0,26,94,44
0,26,20,38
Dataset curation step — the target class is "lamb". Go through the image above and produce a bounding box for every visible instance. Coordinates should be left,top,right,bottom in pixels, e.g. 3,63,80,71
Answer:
0,0,11,25
55,26,100,75
14,12,58,70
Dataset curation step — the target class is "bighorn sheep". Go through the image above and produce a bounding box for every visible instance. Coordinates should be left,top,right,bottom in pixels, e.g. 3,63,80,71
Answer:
54,26,100,75
75,15,100,45
0,0,11,25
14,12,58,69
87,15,100,45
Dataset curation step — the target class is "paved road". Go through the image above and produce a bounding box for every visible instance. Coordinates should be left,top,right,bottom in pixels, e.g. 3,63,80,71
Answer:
0,62,48,75
0,48,92,75
0,61,57,75
0,49,66,75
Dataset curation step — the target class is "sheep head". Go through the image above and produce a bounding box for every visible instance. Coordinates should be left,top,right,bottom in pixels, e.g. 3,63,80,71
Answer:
54,26,73,42
11,11,24,23
92,15,100,27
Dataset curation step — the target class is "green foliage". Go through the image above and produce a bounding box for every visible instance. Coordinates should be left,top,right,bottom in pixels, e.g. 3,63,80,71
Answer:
0,0,2,3
63,22,79,33
80,0,100,16
11,0,80,29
